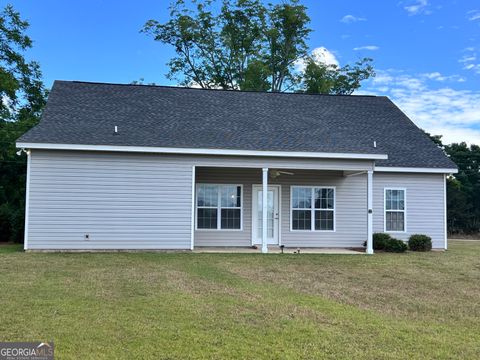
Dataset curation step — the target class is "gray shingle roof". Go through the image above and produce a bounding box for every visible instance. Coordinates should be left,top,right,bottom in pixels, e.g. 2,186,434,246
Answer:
18,80,456,168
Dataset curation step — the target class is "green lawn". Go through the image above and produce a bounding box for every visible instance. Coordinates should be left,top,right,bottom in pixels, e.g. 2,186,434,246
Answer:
0,242,479,359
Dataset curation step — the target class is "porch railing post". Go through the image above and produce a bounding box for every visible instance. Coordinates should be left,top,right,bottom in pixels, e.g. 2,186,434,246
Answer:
262,168,269,254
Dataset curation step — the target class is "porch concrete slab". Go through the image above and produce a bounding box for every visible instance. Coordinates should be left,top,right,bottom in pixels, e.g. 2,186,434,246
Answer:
193,247,363,254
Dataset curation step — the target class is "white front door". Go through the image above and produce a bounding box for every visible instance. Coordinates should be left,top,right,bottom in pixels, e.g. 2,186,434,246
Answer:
252,185,280,245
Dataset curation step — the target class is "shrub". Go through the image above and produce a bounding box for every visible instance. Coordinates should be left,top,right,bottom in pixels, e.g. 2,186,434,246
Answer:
408,234,432,251
384,238,408,253
373,233,392,250
363,233,392,250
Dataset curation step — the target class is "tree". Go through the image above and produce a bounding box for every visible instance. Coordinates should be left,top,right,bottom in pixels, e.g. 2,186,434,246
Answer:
0,4,46,120
301,57,375,95
444,142,480,234
0,4,47,242
143,0,268,90
142,0,374,93
424,132,480,235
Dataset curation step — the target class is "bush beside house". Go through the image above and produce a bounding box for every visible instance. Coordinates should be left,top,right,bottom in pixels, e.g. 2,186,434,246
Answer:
365,233,408,253
365,233,434,253
408,234,432,251
384,238,408,253
372,233,391,250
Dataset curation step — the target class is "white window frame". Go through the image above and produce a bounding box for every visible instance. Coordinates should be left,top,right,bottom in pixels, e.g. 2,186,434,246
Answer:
195,184,243,231
290,186,336,232
384,187,407,233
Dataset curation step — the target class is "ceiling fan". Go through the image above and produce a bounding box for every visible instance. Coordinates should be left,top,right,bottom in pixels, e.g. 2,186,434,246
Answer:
269,169,294,179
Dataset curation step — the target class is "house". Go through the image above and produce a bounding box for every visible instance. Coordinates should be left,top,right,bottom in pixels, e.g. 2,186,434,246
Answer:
17,81,458,253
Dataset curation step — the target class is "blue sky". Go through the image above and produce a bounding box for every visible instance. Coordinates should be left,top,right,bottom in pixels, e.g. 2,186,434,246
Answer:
9,0,480,144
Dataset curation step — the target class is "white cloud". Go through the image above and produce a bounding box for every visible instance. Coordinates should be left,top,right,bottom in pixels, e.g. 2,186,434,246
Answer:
404,0,430,15
361,70,480,145
353,45,379,51
310,47,339,67
467,10,480,21
340,15,366,23
426,127,480,145
420,72,465,82
295,47,339,72
459,49,480,75
460,55,477,63
422,72,442,79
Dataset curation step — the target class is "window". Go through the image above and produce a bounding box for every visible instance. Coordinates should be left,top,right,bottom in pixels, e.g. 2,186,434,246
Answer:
385,188,406,232
196,184,242,230
291,186,335,231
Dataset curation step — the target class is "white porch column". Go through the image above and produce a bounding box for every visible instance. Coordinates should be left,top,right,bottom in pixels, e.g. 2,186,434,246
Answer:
366,170,374,254
262,168,269,254
443,173,448,250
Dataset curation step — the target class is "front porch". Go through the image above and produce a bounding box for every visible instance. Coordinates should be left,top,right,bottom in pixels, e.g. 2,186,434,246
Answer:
193,165,374,254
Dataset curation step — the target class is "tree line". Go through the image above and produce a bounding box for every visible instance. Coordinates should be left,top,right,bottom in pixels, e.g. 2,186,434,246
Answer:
445,144,480,234
0,4,47,242
0,1,478,242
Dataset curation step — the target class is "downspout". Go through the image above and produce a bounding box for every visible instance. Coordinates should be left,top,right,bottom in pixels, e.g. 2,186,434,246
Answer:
24,149,31,251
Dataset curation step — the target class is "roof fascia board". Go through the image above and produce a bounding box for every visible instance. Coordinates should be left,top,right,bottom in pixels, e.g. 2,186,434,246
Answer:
375,166,458,174
16,142,388,160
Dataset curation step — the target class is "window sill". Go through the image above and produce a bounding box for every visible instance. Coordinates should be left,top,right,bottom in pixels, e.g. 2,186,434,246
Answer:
195,229,244,232
290,229,336,233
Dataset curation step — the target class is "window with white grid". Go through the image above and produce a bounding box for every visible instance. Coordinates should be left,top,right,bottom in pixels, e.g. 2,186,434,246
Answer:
291,186,335,231
196,184,242,230
384,188,406,232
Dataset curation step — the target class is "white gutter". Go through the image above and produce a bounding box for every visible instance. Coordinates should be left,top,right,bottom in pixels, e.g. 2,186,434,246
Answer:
375,166,458,174
16,142,388,160
24,150,31,250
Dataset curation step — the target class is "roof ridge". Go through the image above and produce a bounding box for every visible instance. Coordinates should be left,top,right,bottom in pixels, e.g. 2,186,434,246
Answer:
55,80,380,98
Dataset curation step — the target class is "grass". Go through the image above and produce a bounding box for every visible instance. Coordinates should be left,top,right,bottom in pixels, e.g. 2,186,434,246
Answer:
0,242,479,359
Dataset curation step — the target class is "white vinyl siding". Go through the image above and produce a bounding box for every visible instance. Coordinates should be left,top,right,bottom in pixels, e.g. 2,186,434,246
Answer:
26,150,193,250
28,151,374,249
373,173,446,249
